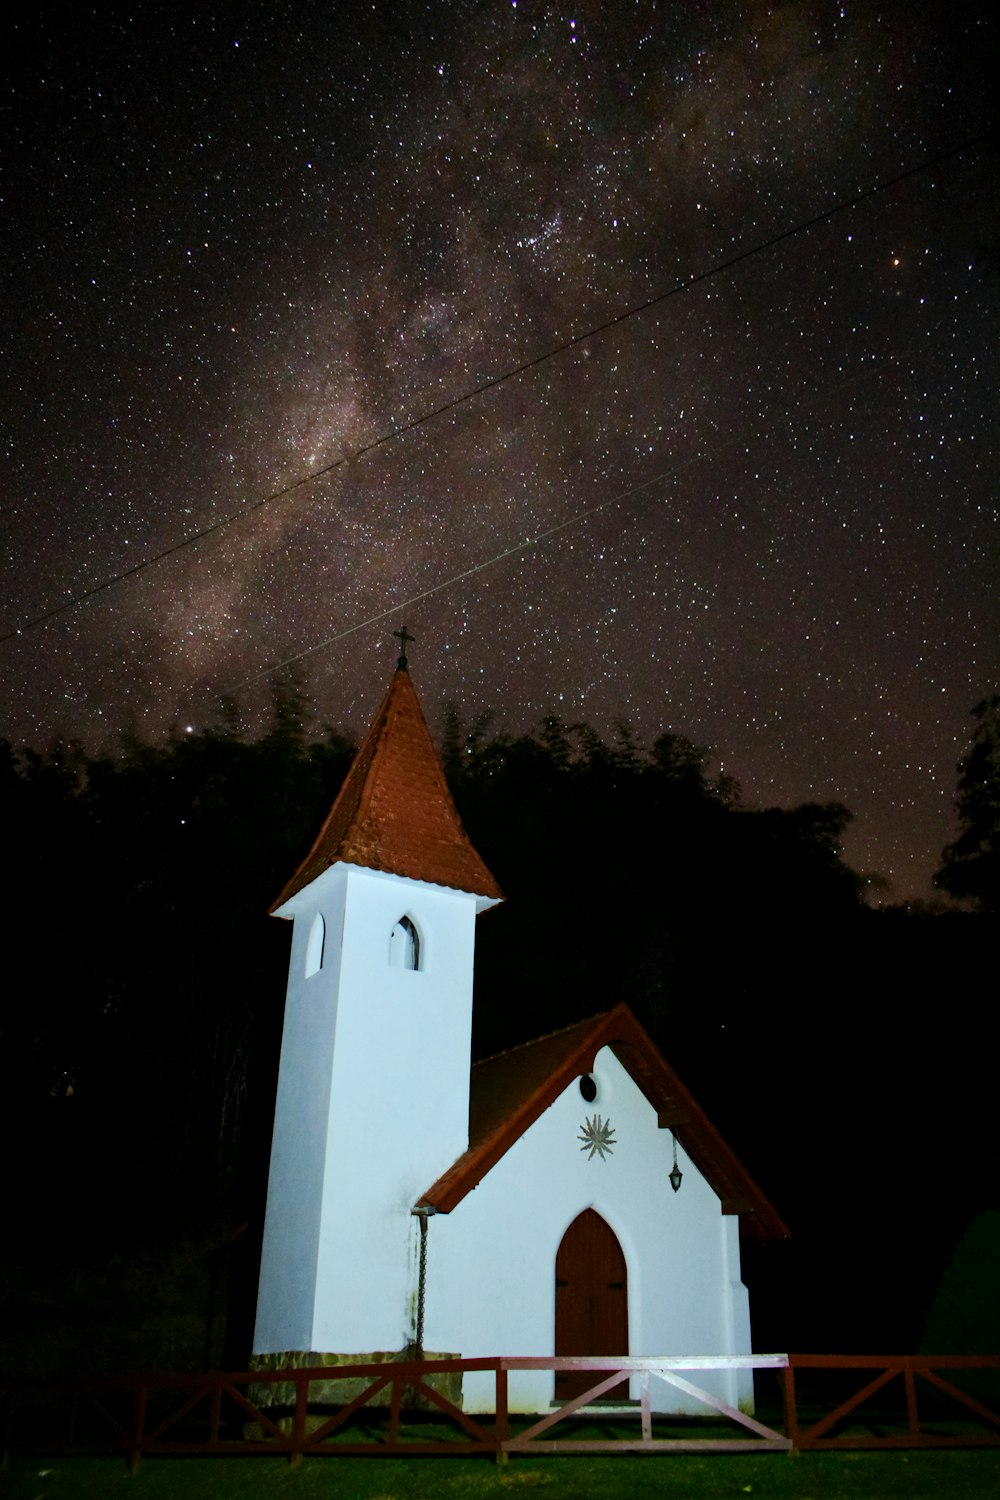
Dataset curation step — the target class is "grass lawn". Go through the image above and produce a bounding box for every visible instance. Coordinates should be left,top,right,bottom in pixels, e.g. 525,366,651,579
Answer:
5,1450,1000,1499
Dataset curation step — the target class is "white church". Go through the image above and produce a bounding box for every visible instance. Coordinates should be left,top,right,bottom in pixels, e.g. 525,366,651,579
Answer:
252,652,788,1414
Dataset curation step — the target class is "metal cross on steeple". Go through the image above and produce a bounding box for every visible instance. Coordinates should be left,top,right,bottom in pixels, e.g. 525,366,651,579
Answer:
393,624,416,670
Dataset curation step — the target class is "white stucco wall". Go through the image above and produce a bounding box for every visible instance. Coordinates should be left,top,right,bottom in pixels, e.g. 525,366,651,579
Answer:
423,1048,753,1414
253,860,755,1416
253,863,480,1356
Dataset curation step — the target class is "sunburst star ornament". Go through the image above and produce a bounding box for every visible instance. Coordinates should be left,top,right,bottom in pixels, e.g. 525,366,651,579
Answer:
578,1114,617,1161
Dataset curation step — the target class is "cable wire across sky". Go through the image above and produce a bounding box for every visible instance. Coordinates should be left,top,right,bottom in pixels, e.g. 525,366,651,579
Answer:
3,3,997,901
2,131,988,653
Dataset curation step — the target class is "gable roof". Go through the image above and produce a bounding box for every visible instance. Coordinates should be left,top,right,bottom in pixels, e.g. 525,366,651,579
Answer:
271,666,502,912
418,1002,789,1243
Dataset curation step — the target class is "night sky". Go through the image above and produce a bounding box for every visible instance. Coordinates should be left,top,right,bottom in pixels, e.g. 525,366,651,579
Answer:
2,2,997,901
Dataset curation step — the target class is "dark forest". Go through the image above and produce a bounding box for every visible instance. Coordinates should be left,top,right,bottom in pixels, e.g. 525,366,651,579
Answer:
1,685,997,1376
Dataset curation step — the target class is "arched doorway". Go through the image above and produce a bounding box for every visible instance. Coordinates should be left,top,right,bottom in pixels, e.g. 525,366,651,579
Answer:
554,1208,628,1401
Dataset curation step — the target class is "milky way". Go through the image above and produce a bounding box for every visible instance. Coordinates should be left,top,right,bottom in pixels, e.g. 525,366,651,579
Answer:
2,1,997,898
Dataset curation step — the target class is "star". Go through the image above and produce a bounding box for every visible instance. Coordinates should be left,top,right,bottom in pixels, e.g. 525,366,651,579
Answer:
578,1114,617,1161
0,2,995,903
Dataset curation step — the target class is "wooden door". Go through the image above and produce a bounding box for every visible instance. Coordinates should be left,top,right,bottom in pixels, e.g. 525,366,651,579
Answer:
554,1208,629,1401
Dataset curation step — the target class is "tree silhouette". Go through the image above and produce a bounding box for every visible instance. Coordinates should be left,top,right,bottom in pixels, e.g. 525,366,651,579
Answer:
0,696,877,1349
3,701,995,1361
935,694,1000,914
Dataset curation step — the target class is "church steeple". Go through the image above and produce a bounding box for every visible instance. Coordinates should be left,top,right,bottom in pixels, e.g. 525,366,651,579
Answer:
254,654,499,1362
272,662,502,913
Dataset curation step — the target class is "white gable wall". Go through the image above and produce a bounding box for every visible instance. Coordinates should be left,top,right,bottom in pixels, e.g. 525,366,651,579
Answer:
424,1048,752,1414
254,863,480,1356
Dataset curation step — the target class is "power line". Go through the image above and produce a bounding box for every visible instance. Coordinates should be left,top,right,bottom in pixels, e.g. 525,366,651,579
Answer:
233,331,897,692
1,130,989,650
229,465,682,690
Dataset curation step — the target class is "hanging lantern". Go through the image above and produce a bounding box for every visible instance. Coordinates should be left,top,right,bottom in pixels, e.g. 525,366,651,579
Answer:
669,1132,683,1193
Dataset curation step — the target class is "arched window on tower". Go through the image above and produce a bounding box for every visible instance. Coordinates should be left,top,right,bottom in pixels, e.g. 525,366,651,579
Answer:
304,912,325,977
389,915,421,971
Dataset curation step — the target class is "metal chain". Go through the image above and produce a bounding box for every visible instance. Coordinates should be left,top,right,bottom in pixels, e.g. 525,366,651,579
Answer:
415,1212,428,1358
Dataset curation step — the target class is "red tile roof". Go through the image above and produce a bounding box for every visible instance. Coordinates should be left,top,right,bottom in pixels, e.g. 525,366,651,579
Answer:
418,1003,789,1243
271,667,503,911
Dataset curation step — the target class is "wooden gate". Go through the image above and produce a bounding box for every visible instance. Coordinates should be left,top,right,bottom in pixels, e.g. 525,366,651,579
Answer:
555,1209,628,1401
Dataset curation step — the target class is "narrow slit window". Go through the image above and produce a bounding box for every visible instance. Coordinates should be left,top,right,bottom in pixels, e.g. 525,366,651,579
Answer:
389,915,420,971
305,913,325,977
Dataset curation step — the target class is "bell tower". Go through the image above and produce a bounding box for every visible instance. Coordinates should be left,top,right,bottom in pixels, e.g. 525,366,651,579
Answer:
252,642,501,1360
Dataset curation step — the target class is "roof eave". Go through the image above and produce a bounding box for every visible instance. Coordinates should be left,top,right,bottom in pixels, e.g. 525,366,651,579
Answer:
418,1003,789,1242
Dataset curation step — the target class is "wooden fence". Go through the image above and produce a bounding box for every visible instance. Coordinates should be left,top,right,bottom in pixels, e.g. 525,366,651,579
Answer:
3,1353,1000,1468
784,1354,1000,1450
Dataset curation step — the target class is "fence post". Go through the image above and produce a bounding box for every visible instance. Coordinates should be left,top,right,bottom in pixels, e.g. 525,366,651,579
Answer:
904,1360,920,1440
640,1370,652,1443
288,1371,306,1468
209,1380,222,1444
495,1364,509,1464
782,1361,799,1451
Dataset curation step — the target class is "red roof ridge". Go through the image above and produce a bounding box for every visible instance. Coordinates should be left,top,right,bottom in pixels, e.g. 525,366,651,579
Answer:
419,1002,789,1243
271,666,502,911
